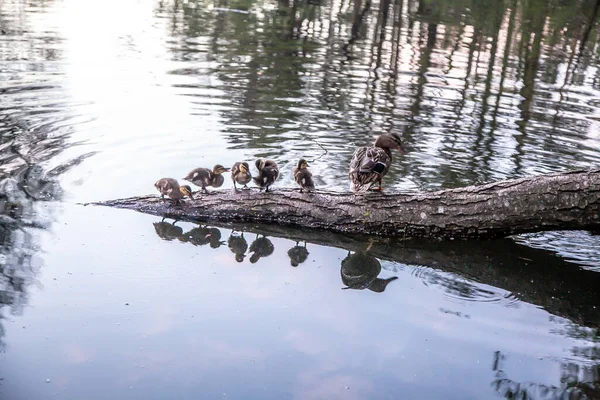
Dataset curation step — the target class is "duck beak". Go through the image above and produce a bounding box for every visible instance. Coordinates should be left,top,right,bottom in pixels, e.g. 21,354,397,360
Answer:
397,144,407,154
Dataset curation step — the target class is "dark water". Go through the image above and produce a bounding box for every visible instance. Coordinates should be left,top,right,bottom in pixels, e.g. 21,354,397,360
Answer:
1,0,600,398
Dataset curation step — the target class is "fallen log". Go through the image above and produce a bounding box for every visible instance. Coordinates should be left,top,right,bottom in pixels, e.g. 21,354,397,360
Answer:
92,169,600,239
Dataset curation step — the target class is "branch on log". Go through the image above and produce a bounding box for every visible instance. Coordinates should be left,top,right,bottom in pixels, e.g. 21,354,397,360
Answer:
91,169,600,239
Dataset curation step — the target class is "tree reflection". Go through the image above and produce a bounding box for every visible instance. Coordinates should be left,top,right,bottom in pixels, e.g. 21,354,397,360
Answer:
492,346,600,399
163,0,600,189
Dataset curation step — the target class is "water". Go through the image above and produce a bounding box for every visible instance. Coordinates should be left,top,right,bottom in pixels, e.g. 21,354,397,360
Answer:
1,0,600,398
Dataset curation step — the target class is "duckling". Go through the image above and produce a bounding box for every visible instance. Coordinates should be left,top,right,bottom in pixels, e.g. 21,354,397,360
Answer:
248,234,274,263
287,241,309,267
154,178,193,206
349,133,406,192
231,162,252,191
253,158,279,192
183,164,231,194
228,231,248,262
293,158,315,193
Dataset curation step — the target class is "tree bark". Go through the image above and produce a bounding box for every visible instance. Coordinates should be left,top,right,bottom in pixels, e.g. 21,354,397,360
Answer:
91,169,600,239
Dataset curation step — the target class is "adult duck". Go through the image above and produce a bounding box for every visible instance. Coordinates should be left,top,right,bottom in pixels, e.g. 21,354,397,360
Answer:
348,133,406,192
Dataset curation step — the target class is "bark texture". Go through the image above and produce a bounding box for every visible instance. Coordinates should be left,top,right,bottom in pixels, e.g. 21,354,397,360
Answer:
92,169,600,239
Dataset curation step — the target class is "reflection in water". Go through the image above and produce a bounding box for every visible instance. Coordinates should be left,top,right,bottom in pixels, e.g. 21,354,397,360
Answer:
248,235,274,264
287,241,309,267
227,230,248,262
152,218,184,241
181,226,225,249
492,348,600,399
340,251,398,293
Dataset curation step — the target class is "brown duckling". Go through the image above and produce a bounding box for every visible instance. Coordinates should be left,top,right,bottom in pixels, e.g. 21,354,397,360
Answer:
293,158,315,193
231,162,252,191
253,158,279,192
349,133,406,192
228,231,248,262
154,178,193,206
183,164,231,194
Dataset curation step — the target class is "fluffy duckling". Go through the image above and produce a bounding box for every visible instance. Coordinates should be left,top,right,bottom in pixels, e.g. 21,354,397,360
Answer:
183,164,231,194
231,162,252,191
349,133,406,192
154,178,193,206
253,158,279,192
293,158,315,193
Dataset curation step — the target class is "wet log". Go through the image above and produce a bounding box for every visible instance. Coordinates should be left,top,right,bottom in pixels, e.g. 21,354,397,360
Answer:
92,169,600,239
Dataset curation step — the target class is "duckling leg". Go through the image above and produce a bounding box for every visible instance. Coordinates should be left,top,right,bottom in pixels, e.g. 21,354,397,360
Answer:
233,181,238,192
243,184,250,190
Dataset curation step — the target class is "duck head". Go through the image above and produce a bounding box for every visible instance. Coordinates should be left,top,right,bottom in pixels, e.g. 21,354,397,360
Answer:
179,185,194,199
213,164,231,175
374,133,407,154
296,158,309,169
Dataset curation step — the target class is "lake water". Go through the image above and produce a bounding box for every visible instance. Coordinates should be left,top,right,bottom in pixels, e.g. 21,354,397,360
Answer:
1,0,600,398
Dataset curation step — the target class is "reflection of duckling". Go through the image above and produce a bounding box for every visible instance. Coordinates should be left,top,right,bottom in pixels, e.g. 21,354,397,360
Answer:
153,218,184,241
154,178,193,206
287,241,309,267
253,159,279,192
293,158,315,193
248,235,274,263
228,231,248,262
340,251,398,293
181,226,225,248
183,165,231,194
231,162,252,191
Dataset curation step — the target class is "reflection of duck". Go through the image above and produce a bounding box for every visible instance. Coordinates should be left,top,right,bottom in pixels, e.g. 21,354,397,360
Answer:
154,178,193,205
228,231,248,262
341,251,398,293
253,159,279,192
181,226,225,248
287,241,309,267
248,235,274,263
153,218,184,241
183,165,231,194
349,133,406,192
